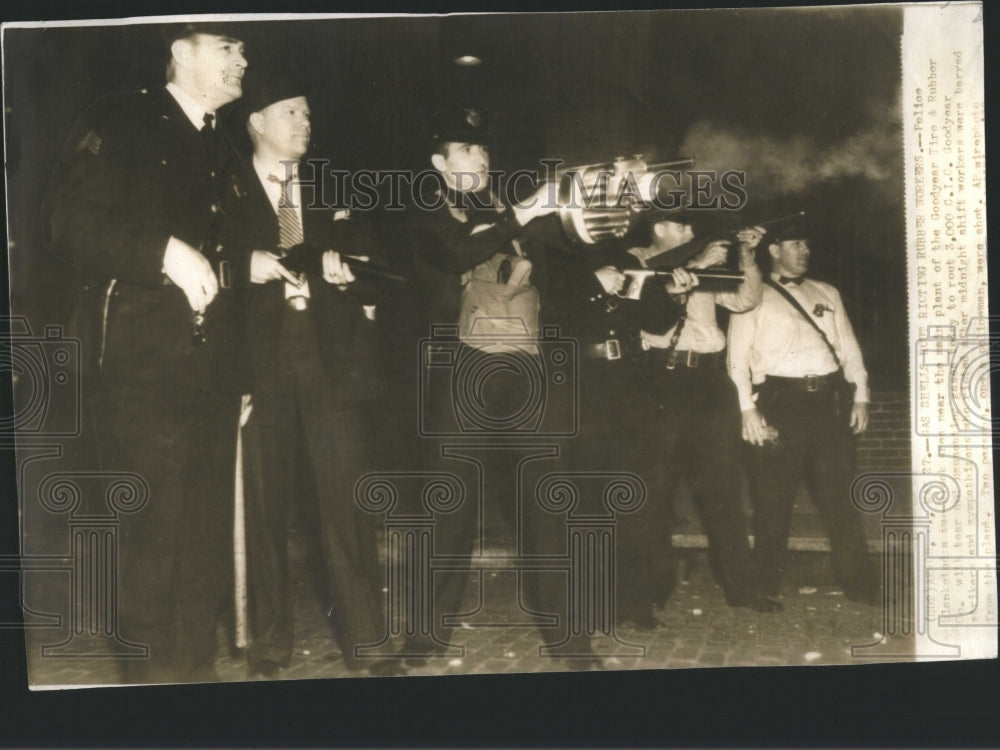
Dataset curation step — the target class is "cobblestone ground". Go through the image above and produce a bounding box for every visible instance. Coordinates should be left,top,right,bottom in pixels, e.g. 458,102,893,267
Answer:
25,524,913,687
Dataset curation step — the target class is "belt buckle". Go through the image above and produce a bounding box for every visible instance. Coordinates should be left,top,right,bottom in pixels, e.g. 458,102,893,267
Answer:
605,339,621,361
218,260,232,290
805,375,818,392
686,351,699,368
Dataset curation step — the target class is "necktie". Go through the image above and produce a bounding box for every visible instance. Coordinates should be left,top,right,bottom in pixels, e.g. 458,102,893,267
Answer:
269,174,304,250
267,174,309,309
779,275,804,285
201,113,217,159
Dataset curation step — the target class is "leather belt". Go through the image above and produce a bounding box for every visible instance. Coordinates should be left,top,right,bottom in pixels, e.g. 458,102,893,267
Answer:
647,348,722,370
764,371,844,393
583,339,623,361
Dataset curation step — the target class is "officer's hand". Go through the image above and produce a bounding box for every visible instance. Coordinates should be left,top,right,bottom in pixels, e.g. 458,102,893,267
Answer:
742,407,772,445
164,236,218,312
665,266,699,295
735,226,766,257
850,402,870,434
250,250,302,286
688,240,729,269
322,250,356,288
512,182,558,225
594,266,627,295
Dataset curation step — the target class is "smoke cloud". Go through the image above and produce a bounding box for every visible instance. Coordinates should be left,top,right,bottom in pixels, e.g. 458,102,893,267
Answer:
678,95,902,201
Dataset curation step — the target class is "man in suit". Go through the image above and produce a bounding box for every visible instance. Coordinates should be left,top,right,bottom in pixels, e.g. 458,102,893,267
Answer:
728,220,878,603
223,68,398,678
43,23,247,683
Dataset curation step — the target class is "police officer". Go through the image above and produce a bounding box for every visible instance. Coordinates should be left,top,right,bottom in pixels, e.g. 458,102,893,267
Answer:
403,105,593,666
727,218,878,603
569,208,778,629
43,23,247,683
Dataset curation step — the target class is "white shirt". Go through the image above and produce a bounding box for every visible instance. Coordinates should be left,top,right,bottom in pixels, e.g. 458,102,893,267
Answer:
727,273,870,411
166,82,211,131
641,255,763,353
252,157,309,300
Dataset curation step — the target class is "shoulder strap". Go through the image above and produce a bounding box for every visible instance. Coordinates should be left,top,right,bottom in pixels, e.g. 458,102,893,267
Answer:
764,277,842,369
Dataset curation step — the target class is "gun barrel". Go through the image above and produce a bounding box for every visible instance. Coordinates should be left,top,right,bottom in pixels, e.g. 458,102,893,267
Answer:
756,210,807,229
689,268,744,283
650,268,744,283
646,157,696,171
342,254,408,283
620,268,743,300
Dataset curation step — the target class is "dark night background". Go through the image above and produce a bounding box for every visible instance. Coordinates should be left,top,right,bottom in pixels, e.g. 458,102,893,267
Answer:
4,7,906,385
9,7,979,748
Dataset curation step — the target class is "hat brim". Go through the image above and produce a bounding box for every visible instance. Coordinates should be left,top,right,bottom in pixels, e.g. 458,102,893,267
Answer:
431,131,494,147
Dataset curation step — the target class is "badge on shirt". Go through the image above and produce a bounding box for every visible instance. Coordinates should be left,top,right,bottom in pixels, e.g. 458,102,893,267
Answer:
813,303,834,317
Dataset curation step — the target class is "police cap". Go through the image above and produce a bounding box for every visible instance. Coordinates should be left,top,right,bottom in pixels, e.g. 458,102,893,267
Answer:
767,212,810,243
161,21,246,51
425,104,494,149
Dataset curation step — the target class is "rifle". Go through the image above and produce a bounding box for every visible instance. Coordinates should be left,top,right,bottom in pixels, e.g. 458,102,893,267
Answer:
620,268,744,300
279,243,407,283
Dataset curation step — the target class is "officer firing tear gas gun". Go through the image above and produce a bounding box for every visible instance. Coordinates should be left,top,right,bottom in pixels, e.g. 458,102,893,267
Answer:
608,212,806,301
561,203,781,633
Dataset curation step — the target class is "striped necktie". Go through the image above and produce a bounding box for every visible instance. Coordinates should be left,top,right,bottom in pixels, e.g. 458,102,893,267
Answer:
269,174,304,250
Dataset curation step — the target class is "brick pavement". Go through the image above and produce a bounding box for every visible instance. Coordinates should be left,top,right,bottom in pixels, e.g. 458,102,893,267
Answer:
24,523,912,687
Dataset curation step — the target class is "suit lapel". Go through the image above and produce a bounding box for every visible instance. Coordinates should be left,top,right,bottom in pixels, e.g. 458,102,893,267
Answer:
237,160,280,249
301,191,329,248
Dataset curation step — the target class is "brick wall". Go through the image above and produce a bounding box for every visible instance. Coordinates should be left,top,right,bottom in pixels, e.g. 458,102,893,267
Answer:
856,388,911,474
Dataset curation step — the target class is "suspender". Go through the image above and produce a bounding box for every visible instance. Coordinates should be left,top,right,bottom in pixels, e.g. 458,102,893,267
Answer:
764,277,842,370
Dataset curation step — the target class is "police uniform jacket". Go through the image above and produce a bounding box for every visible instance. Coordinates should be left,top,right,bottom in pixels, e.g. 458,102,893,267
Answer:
223,159,385,421
43,86,241,393
406,190,569,329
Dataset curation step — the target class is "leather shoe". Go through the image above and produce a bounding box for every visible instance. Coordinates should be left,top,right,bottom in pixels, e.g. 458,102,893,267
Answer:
565,655,604,671
846,587,881,606
248,659,282,679
747,596,784,613
619,606,659,631
728,594,784,613
402,636,447,666
367,658,408,677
